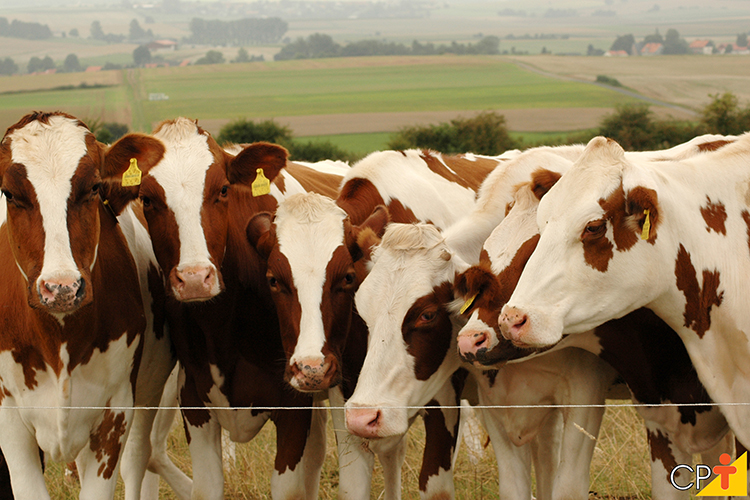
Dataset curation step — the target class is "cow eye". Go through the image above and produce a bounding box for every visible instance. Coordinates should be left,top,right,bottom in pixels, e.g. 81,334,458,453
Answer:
91,183,101,196
267,274,279,291
1,190,13,201
220,185,229,197
141,196,151,208
343,272,356,286
420,310,437,323
582,220,606,240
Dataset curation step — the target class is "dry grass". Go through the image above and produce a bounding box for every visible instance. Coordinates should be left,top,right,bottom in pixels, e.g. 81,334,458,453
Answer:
43,401,652,499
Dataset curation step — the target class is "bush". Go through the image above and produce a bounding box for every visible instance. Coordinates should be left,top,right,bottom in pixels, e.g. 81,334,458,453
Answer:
598,103,655,151
700,92,750,135
596,75,621,87
217,118,293,146
195,50,225,65
388,111,518,155
286,139,355,163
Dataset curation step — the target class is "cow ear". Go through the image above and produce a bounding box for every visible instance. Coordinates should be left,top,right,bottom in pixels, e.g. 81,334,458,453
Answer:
246,212,276,260
228,142,288,186
346,205,389,262
99,134,165,215
626,186,660,244
530,168,562,200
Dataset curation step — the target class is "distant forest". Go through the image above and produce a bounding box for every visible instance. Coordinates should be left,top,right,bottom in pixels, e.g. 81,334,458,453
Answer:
186,17,288,45
0,17,52,40
274,34,501,60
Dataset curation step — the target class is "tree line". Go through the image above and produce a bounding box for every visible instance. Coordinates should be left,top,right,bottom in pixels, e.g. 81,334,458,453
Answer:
186,17,287,46
274,34,500,60
0,17,52,40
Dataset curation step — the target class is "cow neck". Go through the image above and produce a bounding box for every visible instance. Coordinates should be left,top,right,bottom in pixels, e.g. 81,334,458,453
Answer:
0,202,145,382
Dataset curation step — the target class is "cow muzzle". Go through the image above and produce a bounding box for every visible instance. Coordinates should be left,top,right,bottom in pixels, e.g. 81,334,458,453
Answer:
287,356,338,392
498,306,531,346
38,276,87,313
170,264,219,301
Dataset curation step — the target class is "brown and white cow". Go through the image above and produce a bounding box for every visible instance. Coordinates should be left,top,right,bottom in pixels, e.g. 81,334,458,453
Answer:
0,111,182,500
102,117,346,500
246,148,512,498
497,133,750,459
344,222,619,500
456,166,733,499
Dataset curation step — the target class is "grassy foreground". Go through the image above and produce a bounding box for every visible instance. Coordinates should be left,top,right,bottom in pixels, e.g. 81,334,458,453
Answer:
45,402,653,499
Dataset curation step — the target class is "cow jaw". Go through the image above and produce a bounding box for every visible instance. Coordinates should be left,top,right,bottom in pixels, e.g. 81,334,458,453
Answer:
5,114,97,314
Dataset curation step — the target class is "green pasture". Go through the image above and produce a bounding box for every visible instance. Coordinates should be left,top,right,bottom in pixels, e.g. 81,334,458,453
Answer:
132,56,636,131
300,132,393,156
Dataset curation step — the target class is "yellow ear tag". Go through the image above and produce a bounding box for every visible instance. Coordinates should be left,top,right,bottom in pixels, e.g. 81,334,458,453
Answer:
122,158,142,187
459,293,478,315
641,209,651,240
251,168,271,197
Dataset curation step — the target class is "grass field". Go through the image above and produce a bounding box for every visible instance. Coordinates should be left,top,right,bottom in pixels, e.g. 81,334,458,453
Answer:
44,402,654,499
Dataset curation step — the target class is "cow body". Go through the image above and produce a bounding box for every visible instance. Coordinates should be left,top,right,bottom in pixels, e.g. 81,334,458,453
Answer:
107,118,347,500
0,112,177,500
456,171,733,499
247,149,508,499
497,135,750,455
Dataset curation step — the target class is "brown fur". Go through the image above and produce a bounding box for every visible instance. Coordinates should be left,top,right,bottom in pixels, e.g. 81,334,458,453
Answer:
529,168,562,200
700,196,728,235
419,151,498,192
674,244,723,339
648,429,678,485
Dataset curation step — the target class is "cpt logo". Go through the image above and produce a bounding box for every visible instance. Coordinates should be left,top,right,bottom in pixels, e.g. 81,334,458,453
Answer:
670,452,747,495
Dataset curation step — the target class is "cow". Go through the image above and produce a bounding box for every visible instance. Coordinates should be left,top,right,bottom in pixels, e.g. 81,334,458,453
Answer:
343,222,619,500
497,133,750,460
0,111,182,500
246,148,512,498
99,116,348,500
455,165,733,499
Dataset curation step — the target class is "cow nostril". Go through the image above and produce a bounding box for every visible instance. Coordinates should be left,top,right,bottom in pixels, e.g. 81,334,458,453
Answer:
514,315,527,329
367,410,381,429
74,279,86,299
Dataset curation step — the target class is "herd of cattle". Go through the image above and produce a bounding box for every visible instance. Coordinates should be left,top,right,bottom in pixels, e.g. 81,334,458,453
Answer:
0,110,747,499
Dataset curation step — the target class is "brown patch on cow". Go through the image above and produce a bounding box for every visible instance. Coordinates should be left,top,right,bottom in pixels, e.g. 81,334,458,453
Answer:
337,177,388,225
273,406,314,475
698,140,733,152
285,161,342,199
700,196,727,235
418,151,498,193
89,407,127,480
495,234,541,305
530,168,562,200
227,142,288,187
419,400,458,493
674,244,723,339
647,429,678,485
582,220,614,273
624,186,660,245
403,282,454,381
741,211,750,257
147,264,166,340
484,369,499,388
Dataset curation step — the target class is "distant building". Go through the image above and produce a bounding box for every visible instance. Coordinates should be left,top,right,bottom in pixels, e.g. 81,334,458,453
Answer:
147,40,178,52
689,39,714,55
639,42,663,56
604,50,629,57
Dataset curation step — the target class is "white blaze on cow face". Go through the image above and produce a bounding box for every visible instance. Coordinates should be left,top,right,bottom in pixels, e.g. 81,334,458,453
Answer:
4,114,99,314
346,224,467,439
149,118,220,301
272,193,348,391
499,137,670,347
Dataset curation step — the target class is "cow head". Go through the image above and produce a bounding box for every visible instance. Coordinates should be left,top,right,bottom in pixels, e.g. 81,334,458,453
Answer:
100,117,288,302
498,136,667,347
455,169,563,366
246,192,388,392
345,223,468,439
0,111,163,315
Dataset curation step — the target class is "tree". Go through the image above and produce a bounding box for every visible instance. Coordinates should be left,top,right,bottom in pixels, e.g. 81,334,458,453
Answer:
96,122,129,143
642,29,663,44
27,55,55,73
129,19,147,40
133,45,151,66
737,33,748,48
63,53,82,72
663,29,688,54
195,50,225,65
700,92,745,135
598,103,655,151
233,47,250,63
0,57,18,76
610,34,635,54
90,20,105,40
69,28,79,37
217,119,293,146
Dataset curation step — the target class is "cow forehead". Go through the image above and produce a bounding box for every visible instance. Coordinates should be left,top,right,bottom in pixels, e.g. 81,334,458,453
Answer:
275,193,348,279
150,119,216,199
8,115,90,185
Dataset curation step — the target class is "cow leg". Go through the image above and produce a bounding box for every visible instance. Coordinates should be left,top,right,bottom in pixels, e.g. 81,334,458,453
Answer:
330,388,376,499
478,405,533,499
419,377,462,500
0,410,49,500
183,409,223,500
646,423,691,500
270,401,325,500
552,403,606,500
120,407,157,500
529,410,563,500
371,435,408,500
693,432,735,500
